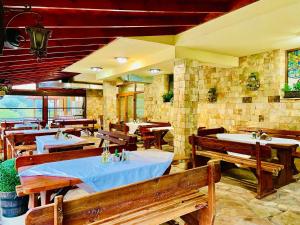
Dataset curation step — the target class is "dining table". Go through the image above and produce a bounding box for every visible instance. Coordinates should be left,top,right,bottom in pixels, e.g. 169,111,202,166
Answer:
216,133,300,187
148,126,174,149
17,150,174,208
35,134,90,154
126,122,154,134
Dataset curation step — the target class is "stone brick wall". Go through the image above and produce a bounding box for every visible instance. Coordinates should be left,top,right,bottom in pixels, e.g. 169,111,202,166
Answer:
144,74,175,123
103,81,118,129
86,89,103,121
196,50,300,130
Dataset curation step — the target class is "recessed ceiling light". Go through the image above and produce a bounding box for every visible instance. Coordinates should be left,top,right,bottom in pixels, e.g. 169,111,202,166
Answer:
90,67,103,72
115,57,128,64
149,68,161,74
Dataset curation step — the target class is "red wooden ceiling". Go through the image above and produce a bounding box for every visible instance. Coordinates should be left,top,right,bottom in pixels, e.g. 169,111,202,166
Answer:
0,0,257,85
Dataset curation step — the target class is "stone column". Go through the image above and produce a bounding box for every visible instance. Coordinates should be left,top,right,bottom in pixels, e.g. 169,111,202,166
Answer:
173,59,200,158
103,81,118,130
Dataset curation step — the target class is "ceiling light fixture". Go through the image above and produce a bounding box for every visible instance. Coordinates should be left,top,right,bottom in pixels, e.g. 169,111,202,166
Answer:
3,5,51,60
149,68,161,74
90,67,103,72
115,57,128,64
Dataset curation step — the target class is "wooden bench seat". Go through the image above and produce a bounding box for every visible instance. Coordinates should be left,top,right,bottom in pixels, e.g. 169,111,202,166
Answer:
189,135,284,199
197,150,283,175
25,161,221,225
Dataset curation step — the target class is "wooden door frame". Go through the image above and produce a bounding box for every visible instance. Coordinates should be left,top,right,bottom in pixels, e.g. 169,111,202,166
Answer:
117,91,143,123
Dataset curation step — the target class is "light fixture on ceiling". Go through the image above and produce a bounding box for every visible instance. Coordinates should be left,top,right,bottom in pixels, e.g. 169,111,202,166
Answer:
90,67,103,72
3,5,51,60
149,68,161,74
115,57,128,64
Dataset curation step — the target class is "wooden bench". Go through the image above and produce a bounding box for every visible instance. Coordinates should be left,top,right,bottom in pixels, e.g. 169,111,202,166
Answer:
197,127,226,136
25,160,221,225
52,119,97,136
97,129,137,151
109,122,129,134
189,135,284,199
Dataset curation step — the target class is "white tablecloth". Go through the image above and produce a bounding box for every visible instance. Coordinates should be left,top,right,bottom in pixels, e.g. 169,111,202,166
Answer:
35,134,85,154
19,150,174,193
216,133,300,146
126,122,153,134
149,126,173,132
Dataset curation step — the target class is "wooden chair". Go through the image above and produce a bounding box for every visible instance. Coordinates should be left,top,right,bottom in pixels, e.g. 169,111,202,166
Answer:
109,122,129,134
97,129,137,151
25,160,221,225
189,135,284,199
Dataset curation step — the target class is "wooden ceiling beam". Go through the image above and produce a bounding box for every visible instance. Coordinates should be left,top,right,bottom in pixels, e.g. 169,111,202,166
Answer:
2,45,100,56
0,51,92,62
4,0,230,13
5,9,206,27
0,64,70,75
43,27,193,39
0,59,76,71
0,56,82,67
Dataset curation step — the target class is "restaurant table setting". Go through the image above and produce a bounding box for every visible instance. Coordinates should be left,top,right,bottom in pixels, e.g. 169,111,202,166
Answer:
35,133,85,154
216,133,300,146
19,150,174,193
14,123,39,129
126,121,154,134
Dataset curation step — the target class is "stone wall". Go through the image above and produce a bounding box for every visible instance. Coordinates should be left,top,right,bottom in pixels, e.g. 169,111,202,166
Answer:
196,50,300,131
103,81,118,129
86,89,103,120
144,74,175,123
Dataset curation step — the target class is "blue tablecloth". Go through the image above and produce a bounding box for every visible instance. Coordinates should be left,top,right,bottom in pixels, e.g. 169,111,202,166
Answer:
19,150,174,192
35,134,85,154
14,123,38,129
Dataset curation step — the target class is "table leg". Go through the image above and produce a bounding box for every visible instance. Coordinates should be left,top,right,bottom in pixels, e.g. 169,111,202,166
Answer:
28,194,39,209
276,148,295,188
40,190,52,205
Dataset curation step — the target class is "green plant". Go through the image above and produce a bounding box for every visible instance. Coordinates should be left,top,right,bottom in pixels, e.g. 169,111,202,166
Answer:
293,81,300,91
282,83,293,92
162,91,173,102
0,159,20,192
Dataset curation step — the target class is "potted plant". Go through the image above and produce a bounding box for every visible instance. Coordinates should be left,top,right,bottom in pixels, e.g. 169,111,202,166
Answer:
208,87,217,103
0,159,28,217
0,85,10,100
162,91,174,103
282,81,300,98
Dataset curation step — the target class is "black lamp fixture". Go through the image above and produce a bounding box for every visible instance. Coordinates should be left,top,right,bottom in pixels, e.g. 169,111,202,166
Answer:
2,5,51,60
26,21,51,59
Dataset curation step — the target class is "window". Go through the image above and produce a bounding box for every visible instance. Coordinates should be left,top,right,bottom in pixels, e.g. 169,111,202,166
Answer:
0,95,42,121
48,96,85,121
287,48,300,86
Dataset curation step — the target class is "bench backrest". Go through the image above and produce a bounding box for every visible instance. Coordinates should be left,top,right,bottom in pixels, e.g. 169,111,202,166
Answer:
238,127,300,140
189,135,272,159
109,122,129,134
9,129,81,146
54,119,97,126
97,129,137,150
197,127,226,136
15,146,121,170
25,161,221,225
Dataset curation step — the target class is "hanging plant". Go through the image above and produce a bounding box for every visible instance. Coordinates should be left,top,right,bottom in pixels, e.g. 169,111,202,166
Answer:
246,72,260,91
162,91,173,103
0,86,10,99
208,87,217,103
